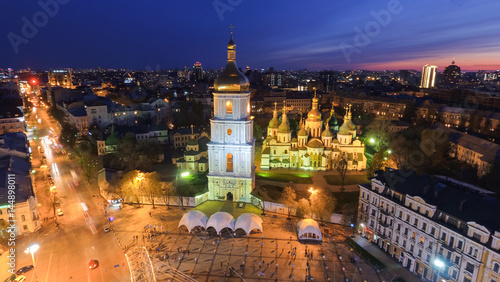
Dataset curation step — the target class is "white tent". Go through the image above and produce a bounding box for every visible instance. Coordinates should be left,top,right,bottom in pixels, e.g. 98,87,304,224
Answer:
235,213,263,235
297,219,322,241
206,212,235,234
178,210,208,233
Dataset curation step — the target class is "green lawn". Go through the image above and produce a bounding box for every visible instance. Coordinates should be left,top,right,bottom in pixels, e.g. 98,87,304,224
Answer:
323,174,369,185
256,172,313,184
177,173,208,196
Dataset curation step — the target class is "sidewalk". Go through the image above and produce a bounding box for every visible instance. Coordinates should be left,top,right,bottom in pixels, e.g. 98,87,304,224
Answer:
352,235,420,282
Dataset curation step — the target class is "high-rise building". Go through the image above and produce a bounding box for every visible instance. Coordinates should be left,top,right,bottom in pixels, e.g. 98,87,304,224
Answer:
191,61,204,81
420,65,437,88
48,68,73,88
207,30,255,203
442,59,461,84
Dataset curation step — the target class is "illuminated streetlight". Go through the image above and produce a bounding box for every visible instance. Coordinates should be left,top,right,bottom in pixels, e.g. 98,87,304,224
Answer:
369,138,375,144
181,172,190,178
25,244,39,281
434,259,444,268
387,149,392,154
308,187,317,195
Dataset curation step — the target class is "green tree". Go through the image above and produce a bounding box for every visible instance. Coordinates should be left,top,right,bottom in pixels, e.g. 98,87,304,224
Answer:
59,122,79,148
333,153,348,190
253,123,263,144
117,133,141,172
367,152,385,177
310,190,336,225
366,119,392,152
279,185,298,219
295,198,311,219
162,182,174,209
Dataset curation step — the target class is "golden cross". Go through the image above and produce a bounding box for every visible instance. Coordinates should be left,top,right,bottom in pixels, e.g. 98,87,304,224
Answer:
230,24,234,35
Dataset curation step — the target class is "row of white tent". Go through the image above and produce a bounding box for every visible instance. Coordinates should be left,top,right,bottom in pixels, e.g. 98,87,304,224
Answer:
178,211,263,235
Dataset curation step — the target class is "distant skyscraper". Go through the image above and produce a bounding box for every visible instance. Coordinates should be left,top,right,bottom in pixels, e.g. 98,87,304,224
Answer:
420,65,437,88
442,59,461,84
192,61,204,81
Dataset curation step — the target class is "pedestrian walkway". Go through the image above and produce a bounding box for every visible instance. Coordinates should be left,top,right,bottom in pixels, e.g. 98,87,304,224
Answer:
352,235,420,282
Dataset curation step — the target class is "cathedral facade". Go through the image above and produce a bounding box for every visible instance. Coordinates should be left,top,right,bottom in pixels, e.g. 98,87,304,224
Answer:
260,96,366,171
207,31,255,203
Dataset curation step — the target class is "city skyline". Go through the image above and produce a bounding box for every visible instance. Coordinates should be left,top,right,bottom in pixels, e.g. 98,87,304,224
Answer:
2,0,500,71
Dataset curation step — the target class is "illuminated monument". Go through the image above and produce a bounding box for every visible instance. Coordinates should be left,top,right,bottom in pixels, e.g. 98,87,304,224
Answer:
207,28,255,203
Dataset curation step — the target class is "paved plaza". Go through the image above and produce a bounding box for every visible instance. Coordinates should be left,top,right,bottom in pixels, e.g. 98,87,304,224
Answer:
107,201,388,281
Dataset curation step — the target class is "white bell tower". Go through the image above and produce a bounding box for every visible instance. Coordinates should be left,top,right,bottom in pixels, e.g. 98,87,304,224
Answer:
207,28,255,203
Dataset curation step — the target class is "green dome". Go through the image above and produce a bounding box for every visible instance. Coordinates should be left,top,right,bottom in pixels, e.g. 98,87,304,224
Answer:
187,139,199,146
322,128,333,137
298,127,308,136
278,120,290,133
106,126,119,145
268,117,280,128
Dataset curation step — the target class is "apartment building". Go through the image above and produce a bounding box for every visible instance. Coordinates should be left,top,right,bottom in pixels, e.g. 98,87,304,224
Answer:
359,169,500,282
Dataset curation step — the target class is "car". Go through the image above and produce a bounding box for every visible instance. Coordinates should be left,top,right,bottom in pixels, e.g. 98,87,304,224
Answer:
47,174,52,180
15,265,34,275
104,226,110,233
89,259,99,270
57,208,63,216
14,276,26,282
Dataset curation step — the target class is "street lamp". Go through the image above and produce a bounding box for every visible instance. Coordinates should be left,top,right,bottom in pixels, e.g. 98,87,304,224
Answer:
369,138,375,144
308,187,317,195
432,258,444,282
24,244,39,281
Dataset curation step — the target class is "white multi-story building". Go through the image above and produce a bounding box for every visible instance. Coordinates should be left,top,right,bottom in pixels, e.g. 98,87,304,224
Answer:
206,31,255,203
421,65,438,89
359,169,500,282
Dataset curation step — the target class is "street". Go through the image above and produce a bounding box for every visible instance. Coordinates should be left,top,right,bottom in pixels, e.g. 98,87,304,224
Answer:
12,105,130,282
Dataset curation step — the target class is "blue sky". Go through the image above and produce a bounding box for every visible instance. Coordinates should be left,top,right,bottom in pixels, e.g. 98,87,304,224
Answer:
1,0,499,71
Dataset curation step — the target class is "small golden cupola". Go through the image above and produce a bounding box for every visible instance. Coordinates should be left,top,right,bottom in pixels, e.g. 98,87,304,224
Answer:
214,27,250,93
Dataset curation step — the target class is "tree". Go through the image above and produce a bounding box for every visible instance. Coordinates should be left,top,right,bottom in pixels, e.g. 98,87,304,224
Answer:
310,190,336,225
59,122,79,149
341,202,358,226
120,170,142,204
295,198,311,219
141,172,163,209
366,119,392,152
333,153,348,190
117,133,141,172
253,123,263,144
162,182,174,209
279,185,298,219
367,152,385,177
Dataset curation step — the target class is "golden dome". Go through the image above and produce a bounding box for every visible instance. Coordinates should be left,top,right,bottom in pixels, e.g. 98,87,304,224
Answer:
307,108,321,119
214,32,249,93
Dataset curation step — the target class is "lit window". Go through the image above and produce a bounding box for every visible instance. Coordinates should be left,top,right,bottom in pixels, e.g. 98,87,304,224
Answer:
227,128,232,135
226,101,232,114
226,153,233,172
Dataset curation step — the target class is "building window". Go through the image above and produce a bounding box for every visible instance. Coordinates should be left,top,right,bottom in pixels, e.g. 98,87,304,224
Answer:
23,225,28,231
226,101,233,114
21,215,26,222
493,263,500,273
465,262,474,273
226,153,233,172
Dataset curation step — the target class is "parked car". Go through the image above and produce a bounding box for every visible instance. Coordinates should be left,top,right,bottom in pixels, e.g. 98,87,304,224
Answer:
57,208,63,216
104,226,110,233
88,259,99,270
15,265,34,275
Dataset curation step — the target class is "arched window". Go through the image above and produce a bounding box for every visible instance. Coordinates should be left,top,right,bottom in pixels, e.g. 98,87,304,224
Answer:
226,101,233,114
226,153,233,172
494,263,499,273
21,215,26,222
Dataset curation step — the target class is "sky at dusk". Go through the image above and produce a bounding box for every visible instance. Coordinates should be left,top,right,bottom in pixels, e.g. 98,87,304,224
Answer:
1,0,500,71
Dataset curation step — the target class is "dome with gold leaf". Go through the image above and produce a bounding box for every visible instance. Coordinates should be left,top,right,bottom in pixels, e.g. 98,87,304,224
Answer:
214,31,249,93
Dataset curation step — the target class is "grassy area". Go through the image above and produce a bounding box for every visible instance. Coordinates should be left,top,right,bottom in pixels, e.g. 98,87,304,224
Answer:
178,173,208,196
256,172,313,184
345,237,386,271
323,174,369,185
